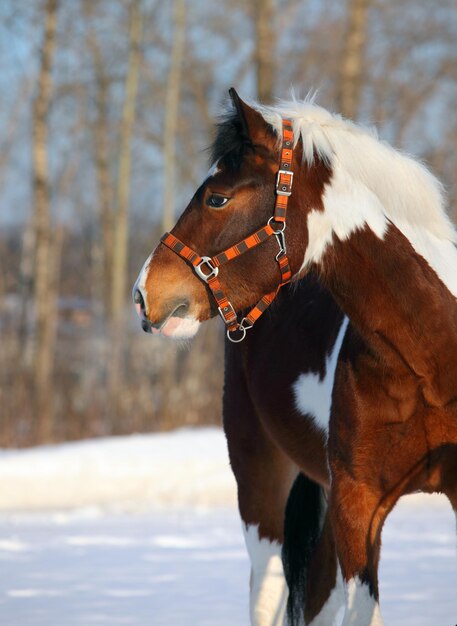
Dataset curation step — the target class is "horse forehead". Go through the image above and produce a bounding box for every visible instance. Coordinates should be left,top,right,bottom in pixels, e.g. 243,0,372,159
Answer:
203,164,261,191
208,151,274,181
201,162,233,187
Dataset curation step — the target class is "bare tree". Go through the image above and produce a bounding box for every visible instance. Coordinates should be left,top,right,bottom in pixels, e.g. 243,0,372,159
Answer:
162,0,186,232
253,0,276,103
2,0,457,447
109,0,143,425
32,0,60,440
85,4,114,322
338,0,370,119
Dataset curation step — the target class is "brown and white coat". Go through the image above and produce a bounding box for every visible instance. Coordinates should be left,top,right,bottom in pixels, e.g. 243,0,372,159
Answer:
134,91,457,626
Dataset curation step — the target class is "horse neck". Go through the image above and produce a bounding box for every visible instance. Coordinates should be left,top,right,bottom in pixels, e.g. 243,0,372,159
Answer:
316,224,457,405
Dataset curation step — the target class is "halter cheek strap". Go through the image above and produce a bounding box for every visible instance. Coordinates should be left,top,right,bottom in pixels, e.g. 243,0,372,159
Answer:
160,119,295,342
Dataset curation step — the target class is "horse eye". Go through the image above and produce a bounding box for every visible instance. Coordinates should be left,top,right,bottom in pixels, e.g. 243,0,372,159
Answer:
207,194,229,208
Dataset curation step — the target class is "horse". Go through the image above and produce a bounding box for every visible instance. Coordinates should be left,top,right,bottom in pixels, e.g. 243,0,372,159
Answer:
133,88,457,625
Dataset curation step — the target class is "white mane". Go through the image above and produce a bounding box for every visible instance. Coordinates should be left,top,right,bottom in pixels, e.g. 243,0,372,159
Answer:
254,96,457,297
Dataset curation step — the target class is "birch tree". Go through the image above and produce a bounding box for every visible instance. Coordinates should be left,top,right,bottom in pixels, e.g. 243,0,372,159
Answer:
109,1,142,425
162,0,186,232
253,0,276,103
338,0,370,119
85,3,114,322
32,0,59,440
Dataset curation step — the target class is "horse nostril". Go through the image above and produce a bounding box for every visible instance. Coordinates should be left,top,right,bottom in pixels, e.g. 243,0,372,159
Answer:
172,301,189,318
134,289,145,309
141,319,152,333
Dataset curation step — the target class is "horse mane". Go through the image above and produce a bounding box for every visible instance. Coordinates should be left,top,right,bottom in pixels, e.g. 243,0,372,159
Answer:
208,93,457,295
255,95,456,244
253,95,457,296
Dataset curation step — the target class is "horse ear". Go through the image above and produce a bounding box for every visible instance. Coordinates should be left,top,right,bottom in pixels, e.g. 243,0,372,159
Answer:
228,88,275,149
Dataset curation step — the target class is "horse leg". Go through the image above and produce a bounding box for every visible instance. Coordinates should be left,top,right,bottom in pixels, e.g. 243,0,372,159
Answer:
224,371,296,626
238,440,296,626
328,466,394,626
305,506,345,626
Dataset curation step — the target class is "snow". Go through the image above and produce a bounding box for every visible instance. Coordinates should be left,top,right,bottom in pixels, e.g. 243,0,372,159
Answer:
0,427,456,625
0,509,249,626
0,428,237,512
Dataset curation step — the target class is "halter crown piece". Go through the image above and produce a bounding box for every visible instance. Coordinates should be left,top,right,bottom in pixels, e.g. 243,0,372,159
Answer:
160,119,295,343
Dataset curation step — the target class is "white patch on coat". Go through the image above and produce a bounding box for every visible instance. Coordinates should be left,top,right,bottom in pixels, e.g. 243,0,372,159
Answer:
308,564,345,626
251,96,457,297
242,524,288,626
303,162,388,269
293,317,349,435
342,577,384,626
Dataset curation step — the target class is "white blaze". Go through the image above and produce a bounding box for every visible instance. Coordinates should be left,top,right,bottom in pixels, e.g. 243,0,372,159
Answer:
133,251,153,312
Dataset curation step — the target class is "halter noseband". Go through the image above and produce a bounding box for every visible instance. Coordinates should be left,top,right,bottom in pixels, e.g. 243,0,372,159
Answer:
160,119,295,343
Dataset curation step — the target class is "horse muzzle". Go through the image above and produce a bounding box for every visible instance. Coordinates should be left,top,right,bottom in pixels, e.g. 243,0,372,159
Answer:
133,288,200,339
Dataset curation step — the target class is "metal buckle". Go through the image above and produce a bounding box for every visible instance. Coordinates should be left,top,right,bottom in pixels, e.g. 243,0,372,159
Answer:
195,257,219,282
276,169,294,196
218,302,236,322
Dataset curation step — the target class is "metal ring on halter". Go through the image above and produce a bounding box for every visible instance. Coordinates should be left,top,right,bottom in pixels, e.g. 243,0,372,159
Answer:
240,317,254,331
226,317,253,343
226,326,246,343
267,216,286,234
194,257,219,282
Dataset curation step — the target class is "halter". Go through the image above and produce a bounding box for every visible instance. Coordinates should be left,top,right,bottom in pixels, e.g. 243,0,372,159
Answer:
160,119,295,343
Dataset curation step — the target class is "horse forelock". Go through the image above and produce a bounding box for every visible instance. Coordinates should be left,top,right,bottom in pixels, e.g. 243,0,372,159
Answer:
209,111,251,170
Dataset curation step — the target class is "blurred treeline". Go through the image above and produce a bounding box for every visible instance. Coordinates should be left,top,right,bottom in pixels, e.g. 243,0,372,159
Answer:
0,0,456,446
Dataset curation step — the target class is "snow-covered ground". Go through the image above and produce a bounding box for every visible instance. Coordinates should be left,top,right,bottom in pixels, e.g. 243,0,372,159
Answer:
0,508,249,626
0,428,237,512
0,428,456,625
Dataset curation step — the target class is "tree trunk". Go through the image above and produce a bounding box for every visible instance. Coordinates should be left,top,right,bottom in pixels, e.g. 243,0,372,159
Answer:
253,0,276,104
18,218,36,368
109,1,142,428
86,20,114,323
32,0,59,442
162,0,186,232
338,0,369,119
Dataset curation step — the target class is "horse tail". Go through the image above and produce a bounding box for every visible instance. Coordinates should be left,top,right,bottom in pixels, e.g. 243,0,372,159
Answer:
282,472,324,626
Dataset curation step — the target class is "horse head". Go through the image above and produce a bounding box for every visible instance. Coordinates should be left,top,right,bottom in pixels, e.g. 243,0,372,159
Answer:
133,89,330,340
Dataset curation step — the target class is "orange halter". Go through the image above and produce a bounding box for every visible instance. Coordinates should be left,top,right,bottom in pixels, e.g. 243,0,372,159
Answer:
160,119,295,343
